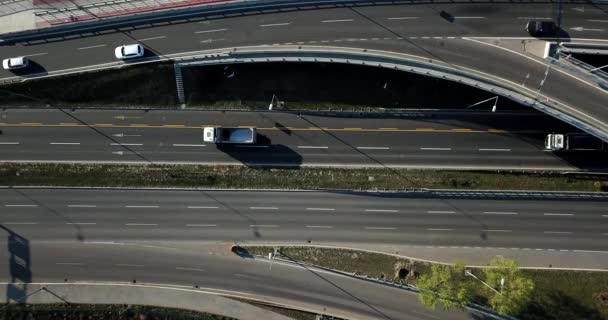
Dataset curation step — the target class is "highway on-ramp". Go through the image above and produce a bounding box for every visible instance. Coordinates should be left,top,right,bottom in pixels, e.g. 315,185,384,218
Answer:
1,3,607,137
0,240,473,320
2,109,608,170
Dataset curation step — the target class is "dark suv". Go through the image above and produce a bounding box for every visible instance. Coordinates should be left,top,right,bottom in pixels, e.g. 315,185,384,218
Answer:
526,20,557,37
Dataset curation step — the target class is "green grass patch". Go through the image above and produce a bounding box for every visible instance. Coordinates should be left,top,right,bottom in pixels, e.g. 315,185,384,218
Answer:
0,163,607,191
0,303,235,320
244,246,430,285
243,246,608,320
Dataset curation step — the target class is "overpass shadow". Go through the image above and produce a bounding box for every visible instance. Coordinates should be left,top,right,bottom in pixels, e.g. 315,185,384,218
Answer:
0,225,32,305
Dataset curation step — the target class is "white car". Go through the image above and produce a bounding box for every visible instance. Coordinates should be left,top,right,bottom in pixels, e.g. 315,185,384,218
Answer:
114,44,144,59
2,56,29,70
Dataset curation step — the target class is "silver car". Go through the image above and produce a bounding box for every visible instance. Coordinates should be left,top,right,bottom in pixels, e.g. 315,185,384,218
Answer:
2,56,29,70
114,44,144,59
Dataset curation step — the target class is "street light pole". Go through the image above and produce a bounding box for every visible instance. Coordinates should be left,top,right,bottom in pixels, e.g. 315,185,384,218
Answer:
466,96,499,112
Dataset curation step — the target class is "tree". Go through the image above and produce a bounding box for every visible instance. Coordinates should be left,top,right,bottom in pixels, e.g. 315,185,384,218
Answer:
417,262,473,310
483,256,535,316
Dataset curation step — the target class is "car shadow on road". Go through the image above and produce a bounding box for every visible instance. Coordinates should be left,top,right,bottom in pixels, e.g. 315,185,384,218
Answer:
8,60,47,78
215,133,303,168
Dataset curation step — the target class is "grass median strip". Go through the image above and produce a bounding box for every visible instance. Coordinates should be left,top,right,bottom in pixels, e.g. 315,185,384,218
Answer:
243,246,608,320
0,163,607,191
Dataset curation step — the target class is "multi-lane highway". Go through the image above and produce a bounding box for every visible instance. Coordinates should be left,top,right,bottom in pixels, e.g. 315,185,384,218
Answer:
2,108,608,170
1,3,607,138
1,188,607,251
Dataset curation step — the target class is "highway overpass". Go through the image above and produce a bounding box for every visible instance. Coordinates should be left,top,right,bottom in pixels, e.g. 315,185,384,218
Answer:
1,2,607,139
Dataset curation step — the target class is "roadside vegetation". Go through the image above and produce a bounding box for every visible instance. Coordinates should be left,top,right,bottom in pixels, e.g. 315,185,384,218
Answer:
0,62,526,111
0,303,235,320
244,246,608,320
0,163,606,192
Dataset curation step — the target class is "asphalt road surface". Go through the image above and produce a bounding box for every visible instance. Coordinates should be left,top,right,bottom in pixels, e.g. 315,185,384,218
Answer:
2,109,608,170
1,188,607,251
1,3,607,136
0,240,474,320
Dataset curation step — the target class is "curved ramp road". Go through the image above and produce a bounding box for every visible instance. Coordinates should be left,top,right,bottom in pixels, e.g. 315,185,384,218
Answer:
0,241,473,320
2,109,607,170
1,3,607,137
1,188,607,251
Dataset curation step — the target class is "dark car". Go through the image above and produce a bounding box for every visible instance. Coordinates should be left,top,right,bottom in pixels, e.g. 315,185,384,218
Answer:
526,20,557,37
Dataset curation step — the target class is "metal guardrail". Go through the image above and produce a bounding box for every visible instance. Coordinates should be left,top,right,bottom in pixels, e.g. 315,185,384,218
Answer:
554,51,608,83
